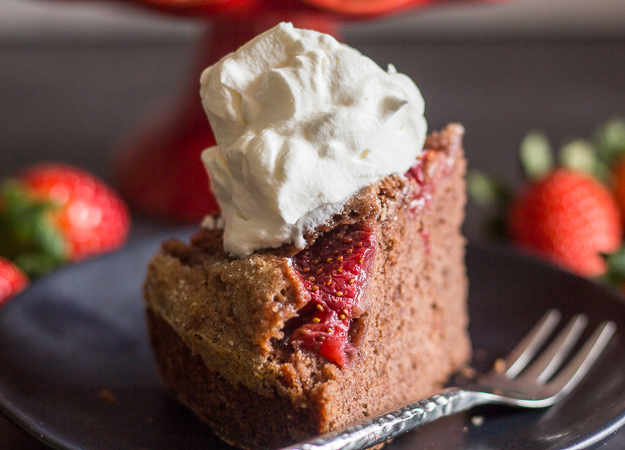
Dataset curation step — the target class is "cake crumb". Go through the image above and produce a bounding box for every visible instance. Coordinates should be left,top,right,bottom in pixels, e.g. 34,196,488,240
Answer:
471,415,484,427
463,426,469,433
98,389,116,404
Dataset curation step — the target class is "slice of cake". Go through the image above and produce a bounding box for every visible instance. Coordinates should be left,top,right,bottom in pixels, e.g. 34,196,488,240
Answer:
144,23,471,450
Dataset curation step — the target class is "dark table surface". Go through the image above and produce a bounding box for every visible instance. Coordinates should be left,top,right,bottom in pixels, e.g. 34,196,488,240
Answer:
1,20,625,449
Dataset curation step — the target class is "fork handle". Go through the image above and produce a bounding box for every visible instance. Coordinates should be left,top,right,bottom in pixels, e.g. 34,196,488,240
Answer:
280,388,481,450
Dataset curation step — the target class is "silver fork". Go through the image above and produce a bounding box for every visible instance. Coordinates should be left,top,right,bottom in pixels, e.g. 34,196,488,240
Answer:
281,309,616,450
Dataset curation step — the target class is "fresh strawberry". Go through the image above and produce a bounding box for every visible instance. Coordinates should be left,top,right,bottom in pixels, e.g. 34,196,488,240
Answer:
611,157,625,221
0,257,28,308
289,225,377,367
0,164,130,277
506,168,622,277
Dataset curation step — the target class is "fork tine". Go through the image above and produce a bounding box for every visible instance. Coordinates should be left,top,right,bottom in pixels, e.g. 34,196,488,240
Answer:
520,314,587,384
547,321,616,398
504,309,561,378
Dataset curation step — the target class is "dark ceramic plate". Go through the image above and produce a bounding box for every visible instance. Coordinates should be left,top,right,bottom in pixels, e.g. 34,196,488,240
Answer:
1,232,625,450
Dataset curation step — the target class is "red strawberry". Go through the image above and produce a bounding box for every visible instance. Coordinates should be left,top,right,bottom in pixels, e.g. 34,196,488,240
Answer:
506,168,622,277
289,225,377,367
0,257,28,307
0,164,130,277
611,157,625,222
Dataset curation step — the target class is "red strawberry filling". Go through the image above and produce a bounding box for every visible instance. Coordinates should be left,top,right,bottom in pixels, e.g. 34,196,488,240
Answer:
405,150,437,215
288,225,376,367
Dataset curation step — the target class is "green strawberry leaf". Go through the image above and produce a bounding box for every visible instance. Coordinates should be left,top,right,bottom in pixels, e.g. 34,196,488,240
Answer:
559,138,609,182
467,170,512,240
595,118,625,164
14,252,63,278
0,181,68,277
519,131,554,181
467,171,512,206
600,245,625,287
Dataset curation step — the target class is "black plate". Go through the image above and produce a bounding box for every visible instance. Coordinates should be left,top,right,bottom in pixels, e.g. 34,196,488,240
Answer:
1,232,625,450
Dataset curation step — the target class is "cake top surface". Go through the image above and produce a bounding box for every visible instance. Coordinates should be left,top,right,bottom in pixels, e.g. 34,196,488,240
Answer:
200,22,427,258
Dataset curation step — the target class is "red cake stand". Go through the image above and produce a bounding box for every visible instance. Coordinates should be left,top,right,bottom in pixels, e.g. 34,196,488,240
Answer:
109,0,501,222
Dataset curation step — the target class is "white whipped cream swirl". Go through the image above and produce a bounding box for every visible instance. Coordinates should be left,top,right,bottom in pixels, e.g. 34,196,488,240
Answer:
200,22,427,258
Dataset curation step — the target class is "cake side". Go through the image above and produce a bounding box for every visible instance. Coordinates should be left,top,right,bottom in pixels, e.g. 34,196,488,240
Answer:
144,124,471,449
308,124,470,434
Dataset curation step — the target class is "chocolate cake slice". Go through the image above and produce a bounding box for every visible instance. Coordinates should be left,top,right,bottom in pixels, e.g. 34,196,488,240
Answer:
144,124,471,449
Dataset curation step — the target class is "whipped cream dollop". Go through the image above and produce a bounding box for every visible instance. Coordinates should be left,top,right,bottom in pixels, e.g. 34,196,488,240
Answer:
200,22,427,258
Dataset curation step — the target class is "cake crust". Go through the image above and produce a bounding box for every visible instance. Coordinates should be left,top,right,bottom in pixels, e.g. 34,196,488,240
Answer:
144,124,471,449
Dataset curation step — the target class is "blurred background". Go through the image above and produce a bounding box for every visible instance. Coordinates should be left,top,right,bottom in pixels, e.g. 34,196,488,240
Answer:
1,0,625,236
1,0,625,447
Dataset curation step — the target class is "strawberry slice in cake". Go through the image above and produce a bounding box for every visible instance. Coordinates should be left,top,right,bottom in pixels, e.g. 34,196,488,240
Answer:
288,224,376,367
